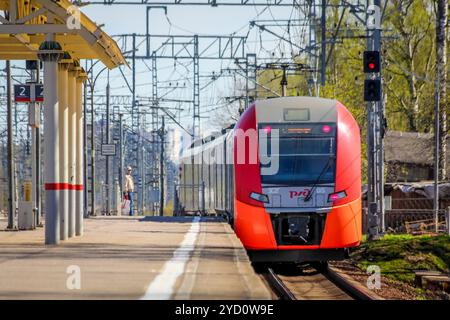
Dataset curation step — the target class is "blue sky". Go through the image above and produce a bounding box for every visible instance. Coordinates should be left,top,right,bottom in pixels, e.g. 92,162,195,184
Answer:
0,4,306,146
83,5,293,36
0,4,306,151
81,4,304,136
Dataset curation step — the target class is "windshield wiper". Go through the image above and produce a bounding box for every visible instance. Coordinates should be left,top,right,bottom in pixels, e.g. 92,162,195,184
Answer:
262,182,334,187
262,182,309,187
304,156,335,202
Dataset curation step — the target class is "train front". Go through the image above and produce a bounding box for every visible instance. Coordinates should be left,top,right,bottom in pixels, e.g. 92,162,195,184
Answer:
233,97,361,263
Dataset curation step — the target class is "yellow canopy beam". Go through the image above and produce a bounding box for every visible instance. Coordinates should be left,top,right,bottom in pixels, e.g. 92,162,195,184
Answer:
0,0,126,69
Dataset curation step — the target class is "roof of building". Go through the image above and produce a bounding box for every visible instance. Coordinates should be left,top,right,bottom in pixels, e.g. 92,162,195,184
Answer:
385,130,450,166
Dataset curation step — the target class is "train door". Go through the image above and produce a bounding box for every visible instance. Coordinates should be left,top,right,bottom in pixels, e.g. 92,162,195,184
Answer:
217,143,222,211
192,152,196,211
203,147,210,212
211,146,216,211
216,144,225,212
184,156,192,212
226,132,235,221
214,147,218,211
194,152,200,212
181,163,186,209
222,136,229,213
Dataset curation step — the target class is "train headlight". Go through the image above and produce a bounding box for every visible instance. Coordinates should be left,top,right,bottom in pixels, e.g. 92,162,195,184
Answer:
249,192,269,203
328,190,347,202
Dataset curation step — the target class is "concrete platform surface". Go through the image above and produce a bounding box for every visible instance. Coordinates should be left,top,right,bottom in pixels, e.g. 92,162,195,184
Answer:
0,216,270,300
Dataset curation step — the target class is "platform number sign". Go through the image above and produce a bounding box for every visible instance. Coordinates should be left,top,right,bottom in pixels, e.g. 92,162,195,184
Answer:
35,84,44,102
14,84,44,103
14,85,31,102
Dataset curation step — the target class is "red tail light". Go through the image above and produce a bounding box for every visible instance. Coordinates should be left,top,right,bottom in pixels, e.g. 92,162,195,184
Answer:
322,125,331,133
328,190,347,202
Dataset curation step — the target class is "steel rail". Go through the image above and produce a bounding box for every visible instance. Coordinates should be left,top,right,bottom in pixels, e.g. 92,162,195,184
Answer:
323,266,376,300
263,264,376,300
264,267,297,300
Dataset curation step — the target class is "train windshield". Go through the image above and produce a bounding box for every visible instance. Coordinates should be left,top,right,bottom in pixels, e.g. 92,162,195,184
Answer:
259,123,336,186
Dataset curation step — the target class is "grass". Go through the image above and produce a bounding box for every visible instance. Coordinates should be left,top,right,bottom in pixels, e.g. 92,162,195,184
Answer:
350,234,450,284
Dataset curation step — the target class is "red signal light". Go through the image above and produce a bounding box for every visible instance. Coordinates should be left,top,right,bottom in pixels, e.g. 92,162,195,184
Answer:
322,125,331,133
363,51,380,73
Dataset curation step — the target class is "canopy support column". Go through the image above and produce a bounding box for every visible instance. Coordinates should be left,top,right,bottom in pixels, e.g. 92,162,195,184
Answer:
38,37,63,245
75,71,85,236
58,58,69,240
68,66,77,238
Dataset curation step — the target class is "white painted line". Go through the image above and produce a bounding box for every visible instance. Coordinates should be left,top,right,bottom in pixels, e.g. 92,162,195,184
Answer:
141,216,201,300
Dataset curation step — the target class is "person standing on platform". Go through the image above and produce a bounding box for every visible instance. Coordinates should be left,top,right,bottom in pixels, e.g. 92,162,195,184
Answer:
124,166,135,216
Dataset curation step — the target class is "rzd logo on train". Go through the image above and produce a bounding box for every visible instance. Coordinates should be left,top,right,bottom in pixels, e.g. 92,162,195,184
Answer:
289,190,310,199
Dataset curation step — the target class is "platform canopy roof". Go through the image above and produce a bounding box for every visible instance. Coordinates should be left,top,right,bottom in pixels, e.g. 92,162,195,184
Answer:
0,0,126,68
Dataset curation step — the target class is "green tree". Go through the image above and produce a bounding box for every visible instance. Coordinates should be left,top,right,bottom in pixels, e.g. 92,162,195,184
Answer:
383,0,436,132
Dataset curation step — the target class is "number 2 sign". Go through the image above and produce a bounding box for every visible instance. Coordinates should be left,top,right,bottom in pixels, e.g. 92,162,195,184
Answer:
14,84,31,102
13,84,44,103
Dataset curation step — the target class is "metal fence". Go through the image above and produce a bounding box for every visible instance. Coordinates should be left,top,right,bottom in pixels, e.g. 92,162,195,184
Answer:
362,207,450,234
389,197,450,210
362,196,450,234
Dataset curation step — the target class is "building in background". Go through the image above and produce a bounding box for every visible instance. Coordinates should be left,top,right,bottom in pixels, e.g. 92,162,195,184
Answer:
385,131,450,183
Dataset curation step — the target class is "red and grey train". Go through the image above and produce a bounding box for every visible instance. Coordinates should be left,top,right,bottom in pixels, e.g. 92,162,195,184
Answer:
178,96,361,263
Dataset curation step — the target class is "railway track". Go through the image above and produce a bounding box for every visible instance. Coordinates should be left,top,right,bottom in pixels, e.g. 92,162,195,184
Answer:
264,267,298,300
262,264,376,300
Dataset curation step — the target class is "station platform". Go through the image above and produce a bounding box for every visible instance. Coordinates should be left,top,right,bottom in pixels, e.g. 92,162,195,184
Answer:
0,215,270,300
